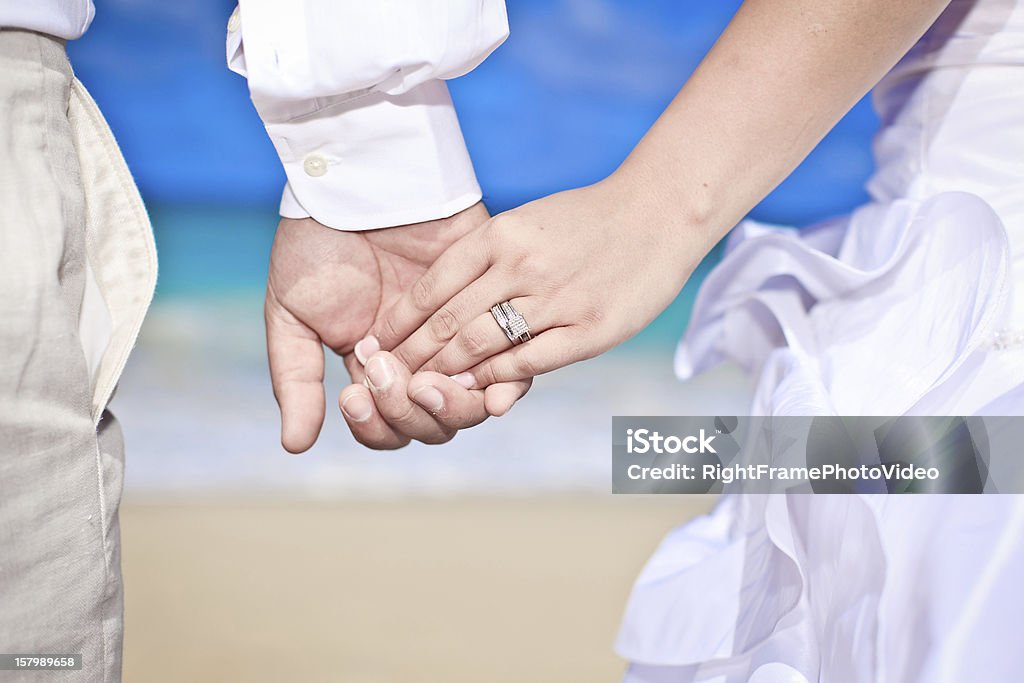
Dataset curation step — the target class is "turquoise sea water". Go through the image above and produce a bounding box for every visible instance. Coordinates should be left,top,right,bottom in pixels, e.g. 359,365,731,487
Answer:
117,204,742,497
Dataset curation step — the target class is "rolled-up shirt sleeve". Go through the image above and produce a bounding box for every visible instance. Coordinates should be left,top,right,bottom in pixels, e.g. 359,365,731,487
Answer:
226,0,508,231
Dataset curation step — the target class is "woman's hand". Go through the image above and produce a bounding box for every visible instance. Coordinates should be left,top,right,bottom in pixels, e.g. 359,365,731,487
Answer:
362,177,711,388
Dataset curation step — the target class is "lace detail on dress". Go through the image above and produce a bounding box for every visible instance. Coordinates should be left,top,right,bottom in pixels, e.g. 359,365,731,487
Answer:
985,329,1024,351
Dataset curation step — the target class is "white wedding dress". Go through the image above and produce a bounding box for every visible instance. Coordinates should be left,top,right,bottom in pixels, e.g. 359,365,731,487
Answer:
617,1,1024,681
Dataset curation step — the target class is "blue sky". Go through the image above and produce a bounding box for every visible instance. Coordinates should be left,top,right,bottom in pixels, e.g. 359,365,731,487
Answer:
69,0,878,224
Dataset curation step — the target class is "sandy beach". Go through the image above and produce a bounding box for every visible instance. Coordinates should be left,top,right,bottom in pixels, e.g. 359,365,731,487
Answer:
120,495,713,682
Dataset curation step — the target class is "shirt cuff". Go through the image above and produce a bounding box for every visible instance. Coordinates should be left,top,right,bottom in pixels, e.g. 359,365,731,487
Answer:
267,79,483,231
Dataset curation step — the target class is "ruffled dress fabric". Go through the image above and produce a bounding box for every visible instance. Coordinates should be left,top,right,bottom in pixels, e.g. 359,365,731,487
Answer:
617,1,1024,680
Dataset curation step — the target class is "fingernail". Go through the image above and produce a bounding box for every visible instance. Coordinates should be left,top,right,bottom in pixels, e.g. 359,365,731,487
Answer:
451,372,476,389
365,356,394,391
411,385,445,413
354,335,380,365
341,394,372,422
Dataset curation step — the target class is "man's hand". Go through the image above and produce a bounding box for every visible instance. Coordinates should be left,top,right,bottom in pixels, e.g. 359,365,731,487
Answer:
264,203,530,453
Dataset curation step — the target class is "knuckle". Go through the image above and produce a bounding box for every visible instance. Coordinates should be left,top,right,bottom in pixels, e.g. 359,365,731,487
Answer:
508,250,533,274
459,327,492,358
381,403,420,430
391,345,416,371
511,353,540,378
410,273,436,311
496,252,535,283
428,307,461,342
378,315,402,347
538,272,568,297
578,306,605,330
474,364,497,388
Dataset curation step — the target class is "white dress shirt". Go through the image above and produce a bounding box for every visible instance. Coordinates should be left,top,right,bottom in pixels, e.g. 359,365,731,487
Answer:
227,1,509,231
0,0,94,39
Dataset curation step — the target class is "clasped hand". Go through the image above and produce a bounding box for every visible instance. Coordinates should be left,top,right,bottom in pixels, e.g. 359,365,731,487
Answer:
267,177,703,452
264,203,530,452
359,178,703,421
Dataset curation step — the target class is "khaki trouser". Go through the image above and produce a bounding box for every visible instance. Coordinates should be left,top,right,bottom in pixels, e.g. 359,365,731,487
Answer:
0,30,156,682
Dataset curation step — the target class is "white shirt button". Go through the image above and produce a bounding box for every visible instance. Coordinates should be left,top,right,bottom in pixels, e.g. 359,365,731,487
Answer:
303,154,329,177
227,8,241,33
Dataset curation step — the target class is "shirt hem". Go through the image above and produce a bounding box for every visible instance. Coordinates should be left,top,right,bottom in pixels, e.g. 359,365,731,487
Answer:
279,187,483,232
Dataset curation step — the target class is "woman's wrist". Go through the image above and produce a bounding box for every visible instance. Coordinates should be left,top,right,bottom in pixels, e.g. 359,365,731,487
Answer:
602,161,719,269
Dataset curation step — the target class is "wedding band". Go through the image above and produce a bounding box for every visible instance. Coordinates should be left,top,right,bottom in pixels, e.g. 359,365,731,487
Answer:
490,301,532,345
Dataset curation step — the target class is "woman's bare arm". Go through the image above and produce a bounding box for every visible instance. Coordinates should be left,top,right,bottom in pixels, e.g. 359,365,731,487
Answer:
624,0,950,246
367,0,953,391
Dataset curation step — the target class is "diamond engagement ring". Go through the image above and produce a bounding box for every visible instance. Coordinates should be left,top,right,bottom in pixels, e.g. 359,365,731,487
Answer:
490,301,532,345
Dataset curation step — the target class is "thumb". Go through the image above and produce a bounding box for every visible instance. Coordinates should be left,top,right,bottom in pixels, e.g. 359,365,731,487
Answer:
265,292,325,454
